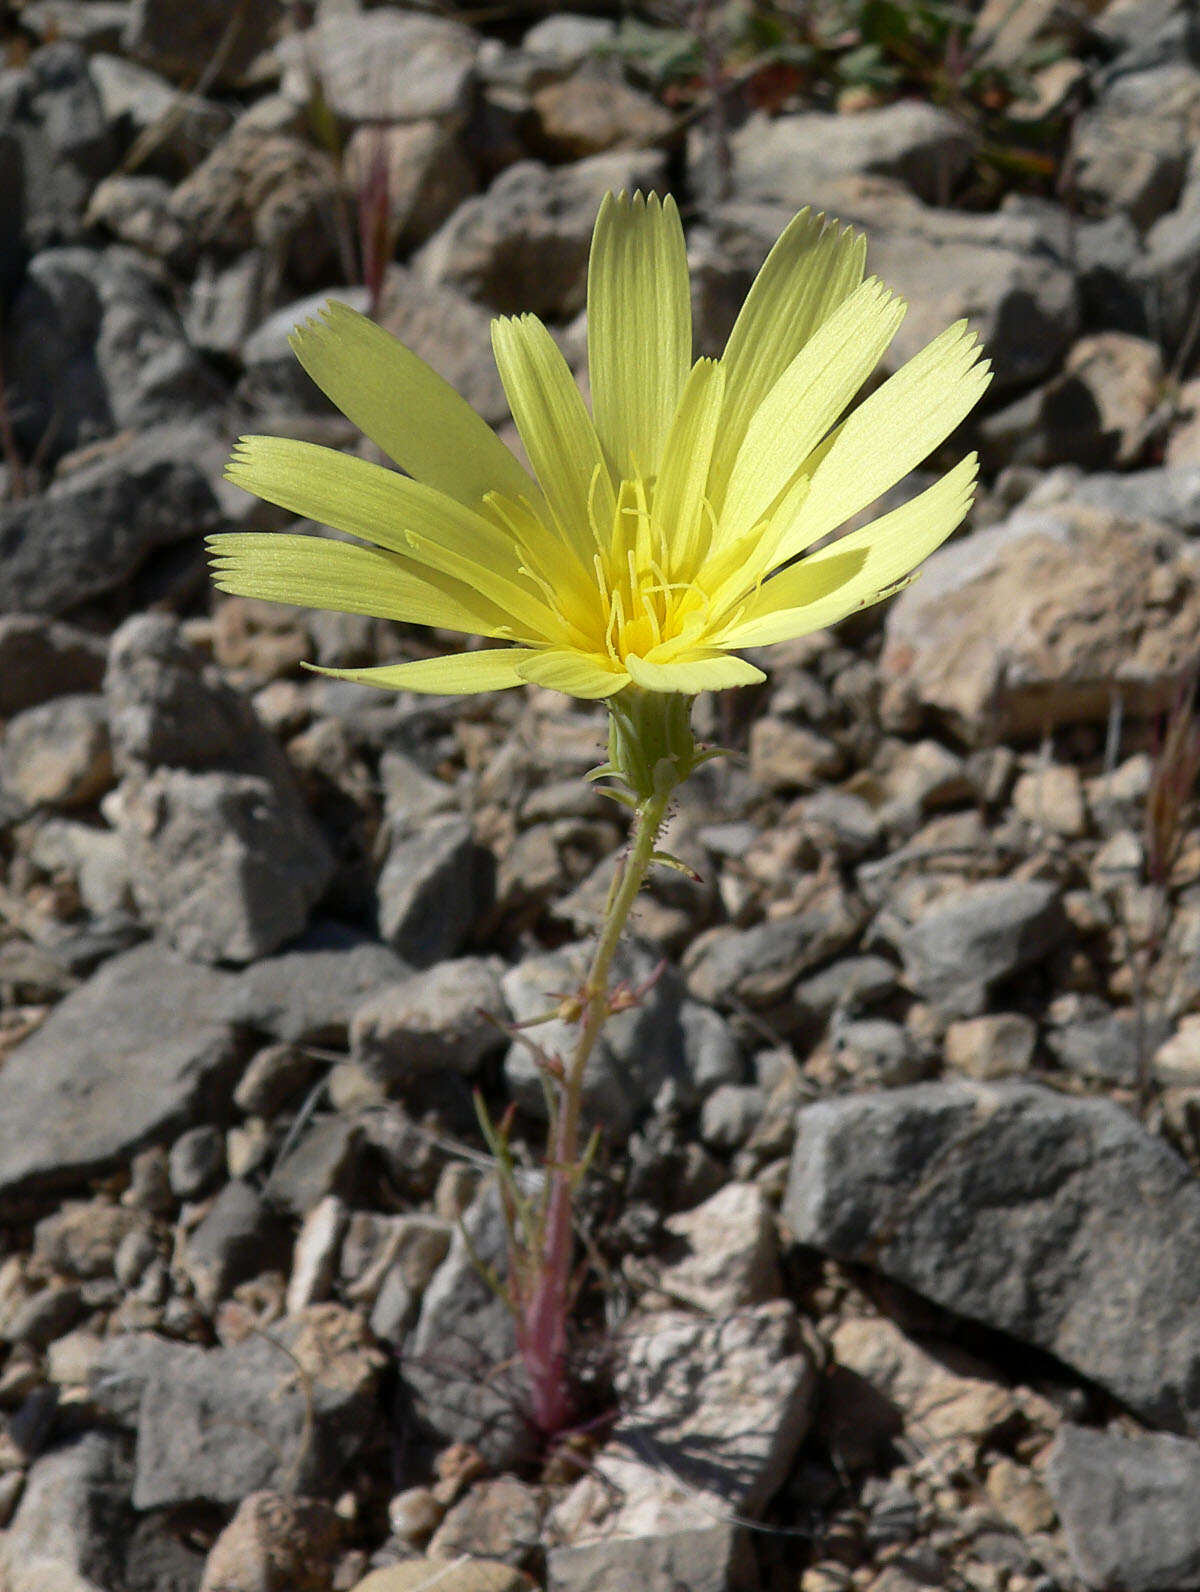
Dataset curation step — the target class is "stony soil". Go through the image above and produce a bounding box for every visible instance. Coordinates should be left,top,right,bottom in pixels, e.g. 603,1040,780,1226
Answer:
1,1,1200,1590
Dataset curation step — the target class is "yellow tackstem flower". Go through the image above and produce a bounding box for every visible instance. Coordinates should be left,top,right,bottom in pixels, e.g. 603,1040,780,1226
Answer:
209,193,991,700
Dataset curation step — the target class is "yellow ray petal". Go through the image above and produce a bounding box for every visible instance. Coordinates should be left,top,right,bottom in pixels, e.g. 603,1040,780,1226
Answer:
290,300,536,509
717,278,905,546
491,314,613,570
709,210,866,507
625,650,766,694
207,532,518,638
716,455,978,648
770,321,991,570
305,647,541,694
587,191,691,479
224,436,558,642
654,357,725,578
514,649,628,699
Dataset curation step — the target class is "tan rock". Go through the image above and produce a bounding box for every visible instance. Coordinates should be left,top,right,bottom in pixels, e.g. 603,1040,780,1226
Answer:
1050,332,1164,468
532,70,673,159
945,1013,1037,1079
200,1491,341,1592
1012,763,1088,836
881,504,1200,742
986,1455,1057,1535
1166,376,1200,466
829,1315,1015,1458
1154,1014,1200,1085
658,1181,781,1314
351,1562,534,1592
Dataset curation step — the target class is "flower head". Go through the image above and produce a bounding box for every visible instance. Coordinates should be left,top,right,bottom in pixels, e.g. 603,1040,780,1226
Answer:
209,193,990,701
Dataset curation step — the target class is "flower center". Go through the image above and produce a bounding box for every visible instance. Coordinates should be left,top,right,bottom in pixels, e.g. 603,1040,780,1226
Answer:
588,474,706,666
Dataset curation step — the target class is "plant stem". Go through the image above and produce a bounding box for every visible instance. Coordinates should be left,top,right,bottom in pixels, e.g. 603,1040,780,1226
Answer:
519,785,672,1435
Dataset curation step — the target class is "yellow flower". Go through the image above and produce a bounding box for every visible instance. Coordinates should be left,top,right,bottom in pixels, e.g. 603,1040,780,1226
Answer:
209,192,990,701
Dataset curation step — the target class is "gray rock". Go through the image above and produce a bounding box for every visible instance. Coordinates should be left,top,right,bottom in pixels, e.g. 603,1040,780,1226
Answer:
100,1308,382,1507
1067,102,1190,230
0,424,222,616
3,246,226,463
1138,174,1200,359
684,886,866,1016
796,955,899,1023
277,8,478,124
1035,462,1200,530
90,1329,181,1425
183,1179,289,1308
895,879,1064,1014
699,1083,766,1152
2,1282,84,1349
729,103,975,208
185,249,268,356
167,1123,224,1198
377,815,483,968
225,926,410,1047
1046,1423,1200,1592
522,14,615,63
547,1526,756,1592
416,150,668,319
116,766,334,965
677,999,745,1100
89,52,228,174
26,815,132,917
0,615,106,716
502,938,682,1134
715,187,1076,392
105,610,268,773
0,43,115,255
1,693,112,809
123,0,282,87
1047,1008,1170,1086
0,940,240,1200
783,1079,1200,1433
0,1430,134,1592
265,1115,363,1219
351,957,508,1084
833,1017,923,1085
405,1179,528,1468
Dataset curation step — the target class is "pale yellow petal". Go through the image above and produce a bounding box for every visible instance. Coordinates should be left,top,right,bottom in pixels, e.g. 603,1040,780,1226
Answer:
770,322,991,569
290,300,535,508
587,191,691,479
709,210,866,506
625,650,766,693
305,648,540,694
207,533,516,638
514,649,628,699
491,314,613,569
653,358,725,579
717,278,905,545
225,436,557,642
716,455,978,648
